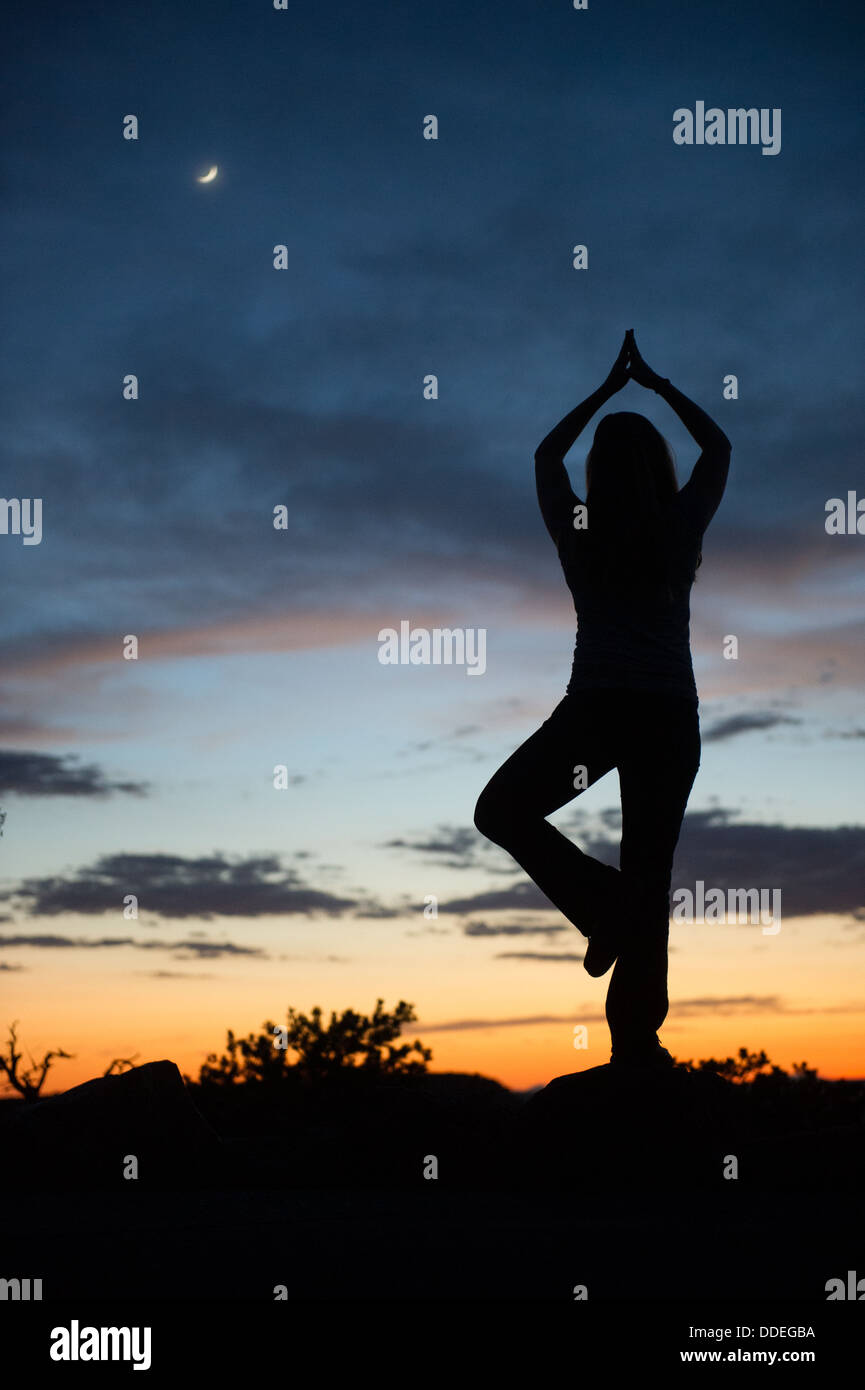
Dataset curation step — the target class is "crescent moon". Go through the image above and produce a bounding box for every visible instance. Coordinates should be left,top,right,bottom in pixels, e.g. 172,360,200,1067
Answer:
197,165,218,184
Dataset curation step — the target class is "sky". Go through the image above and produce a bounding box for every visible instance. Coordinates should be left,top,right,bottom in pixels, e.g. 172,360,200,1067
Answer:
1,0,864,1092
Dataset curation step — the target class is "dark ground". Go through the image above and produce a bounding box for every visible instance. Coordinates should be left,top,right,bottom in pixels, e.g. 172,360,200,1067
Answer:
2,1061,863,1373
2,1059,863,1304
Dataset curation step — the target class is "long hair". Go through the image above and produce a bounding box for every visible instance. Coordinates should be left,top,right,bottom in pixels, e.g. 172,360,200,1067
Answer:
583,411,701,597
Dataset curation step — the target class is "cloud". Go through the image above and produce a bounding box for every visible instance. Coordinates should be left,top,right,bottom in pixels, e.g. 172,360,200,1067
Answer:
160,940,265,960
673,995,785,1016
414,995,865,1033
384,825,479,862
415,1011,605,1034
0,717,83,745
0,608,485,751
441,882,552,915
702,712,803,743
671,810,865,919
0,933,265,959
494,951,584,962
397,724,488,766
139,970,215,979
0,934,141,949
463,919,566,938
439,807,865,922
0,609,451,680
383,824,514,872
0,749,147,797
2,851,367,920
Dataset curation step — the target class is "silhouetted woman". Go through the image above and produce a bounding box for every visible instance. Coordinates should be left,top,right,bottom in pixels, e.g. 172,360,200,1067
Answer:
474,330,731,1068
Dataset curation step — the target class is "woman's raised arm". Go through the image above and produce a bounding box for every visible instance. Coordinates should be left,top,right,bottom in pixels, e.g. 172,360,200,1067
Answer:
534,334,630,545
628,330,731,531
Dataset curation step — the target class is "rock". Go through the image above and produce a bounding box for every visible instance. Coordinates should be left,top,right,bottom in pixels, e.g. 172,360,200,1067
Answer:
2,1060,226,1190
511,1062,740,1190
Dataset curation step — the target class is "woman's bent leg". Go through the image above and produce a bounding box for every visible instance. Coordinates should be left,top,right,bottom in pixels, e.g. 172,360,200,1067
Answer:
473,694,618,936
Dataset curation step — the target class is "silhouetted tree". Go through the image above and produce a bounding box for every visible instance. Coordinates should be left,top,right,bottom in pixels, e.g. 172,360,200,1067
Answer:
191,998,432,1088
0,1020,74,1101
103,1055,140,1076
677,1047,817,1083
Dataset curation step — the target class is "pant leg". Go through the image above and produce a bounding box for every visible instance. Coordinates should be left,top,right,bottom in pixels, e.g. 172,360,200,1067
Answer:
473,692,619,935
605,693,701,1053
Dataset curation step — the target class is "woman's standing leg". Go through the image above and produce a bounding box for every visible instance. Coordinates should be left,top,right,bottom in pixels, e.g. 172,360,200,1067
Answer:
605,694,701,1058
473,692,619,936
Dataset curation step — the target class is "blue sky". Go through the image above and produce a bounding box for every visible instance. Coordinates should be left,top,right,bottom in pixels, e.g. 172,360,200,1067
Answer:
2,0,864,1085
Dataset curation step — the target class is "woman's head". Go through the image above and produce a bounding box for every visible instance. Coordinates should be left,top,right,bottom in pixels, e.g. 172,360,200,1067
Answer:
582,412,700,594
585,412,678,509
